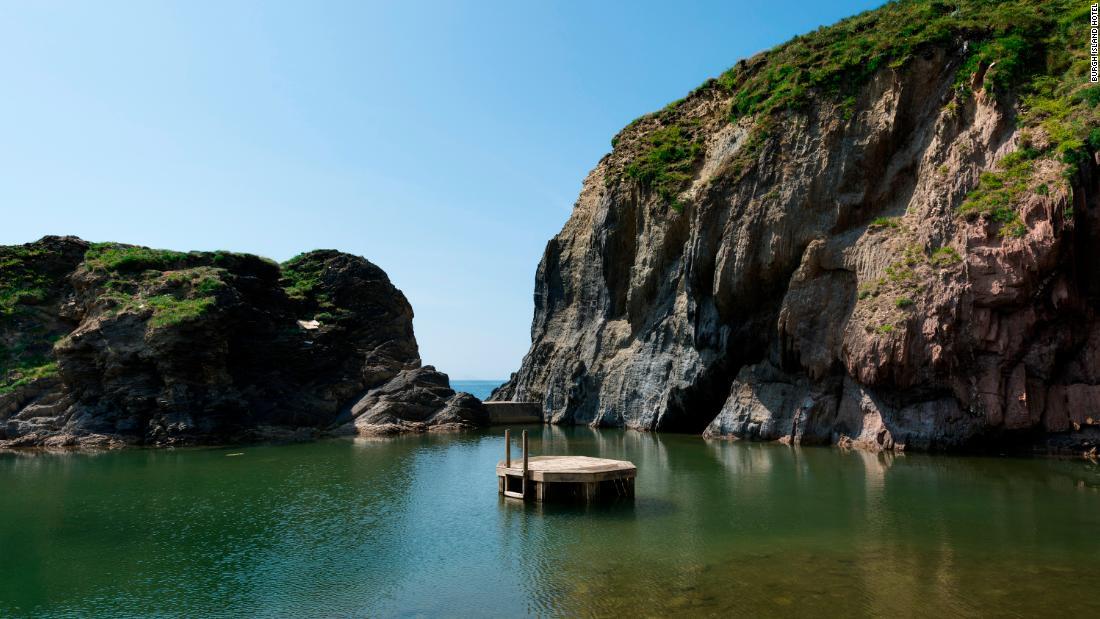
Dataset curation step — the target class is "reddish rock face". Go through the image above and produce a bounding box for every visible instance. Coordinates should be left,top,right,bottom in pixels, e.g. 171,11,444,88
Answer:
0,238,485,448
493,48,1100,455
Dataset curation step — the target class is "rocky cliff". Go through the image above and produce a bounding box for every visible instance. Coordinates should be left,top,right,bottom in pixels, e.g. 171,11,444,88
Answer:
0,237,485,447
494,0,1100,454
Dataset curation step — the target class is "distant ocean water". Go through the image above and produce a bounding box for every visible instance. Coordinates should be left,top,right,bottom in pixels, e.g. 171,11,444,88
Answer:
451,379,505,400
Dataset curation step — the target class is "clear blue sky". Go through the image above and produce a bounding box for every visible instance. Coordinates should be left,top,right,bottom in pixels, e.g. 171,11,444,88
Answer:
0,0,882,379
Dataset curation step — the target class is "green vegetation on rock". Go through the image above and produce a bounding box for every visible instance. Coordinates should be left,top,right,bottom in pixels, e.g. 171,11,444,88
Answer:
0,241,77,393
615,0,1097,220
930,246,963,267
84,243,189,273
716,0,1095,234
717,0,1058,121
959,36,1100,232
0,245,51,318
959,146,1037,237
281,253,334,308
623,125,703,212
0,360,58,395
80,245,230,330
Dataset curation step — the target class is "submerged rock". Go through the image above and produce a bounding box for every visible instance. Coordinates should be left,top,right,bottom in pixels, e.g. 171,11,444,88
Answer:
0,237,484,447
494,0,1100,454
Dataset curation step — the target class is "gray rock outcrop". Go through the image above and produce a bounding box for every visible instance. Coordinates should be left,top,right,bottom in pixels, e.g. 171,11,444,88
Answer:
494,2,1100,454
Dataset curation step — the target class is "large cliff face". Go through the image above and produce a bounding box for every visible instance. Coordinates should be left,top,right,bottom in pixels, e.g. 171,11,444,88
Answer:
494,0,1100,454
0,237,485,447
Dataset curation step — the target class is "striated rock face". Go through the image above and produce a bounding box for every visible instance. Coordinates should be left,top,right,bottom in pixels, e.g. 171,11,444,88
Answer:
494,0,1100,454
347,367,489,434
0,237,484,447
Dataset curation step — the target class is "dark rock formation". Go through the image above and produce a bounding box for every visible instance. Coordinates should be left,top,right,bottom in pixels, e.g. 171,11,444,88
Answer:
0,237,484,447
494,0,1100,454
345,366,489,434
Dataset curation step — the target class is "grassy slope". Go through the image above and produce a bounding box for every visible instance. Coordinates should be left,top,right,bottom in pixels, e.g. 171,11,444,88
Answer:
0,242,304,393
617,0,1099,233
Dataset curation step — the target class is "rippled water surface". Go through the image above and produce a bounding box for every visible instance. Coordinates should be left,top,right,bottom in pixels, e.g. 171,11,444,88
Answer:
2,426,1100,618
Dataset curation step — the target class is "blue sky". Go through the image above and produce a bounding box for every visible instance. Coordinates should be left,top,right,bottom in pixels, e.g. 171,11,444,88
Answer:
0,0,882,379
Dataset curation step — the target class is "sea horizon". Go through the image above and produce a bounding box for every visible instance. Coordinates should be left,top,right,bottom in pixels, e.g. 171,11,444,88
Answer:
450,379,506,401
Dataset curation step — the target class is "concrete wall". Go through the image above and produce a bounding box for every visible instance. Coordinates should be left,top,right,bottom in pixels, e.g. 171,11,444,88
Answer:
484,402,542,425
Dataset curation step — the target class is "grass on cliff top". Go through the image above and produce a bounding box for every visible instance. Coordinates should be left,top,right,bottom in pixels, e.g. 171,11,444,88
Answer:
281,253,334,308
0,244,52,318
84,243,190,273
957,1,1098,236
82,242,327,330
114,268,228,330
81,244,260,330
617,0,1090,213
717,0,1059,120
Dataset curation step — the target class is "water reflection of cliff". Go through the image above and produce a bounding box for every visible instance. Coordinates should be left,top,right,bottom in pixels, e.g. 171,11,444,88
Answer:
3,429,1098,617
504,431,1100,617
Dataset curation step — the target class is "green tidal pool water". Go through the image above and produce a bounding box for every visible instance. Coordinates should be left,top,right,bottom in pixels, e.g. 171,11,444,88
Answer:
2,427,1099,618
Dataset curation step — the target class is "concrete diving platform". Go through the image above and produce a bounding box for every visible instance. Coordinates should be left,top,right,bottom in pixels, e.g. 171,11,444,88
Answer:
495,429,636,502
